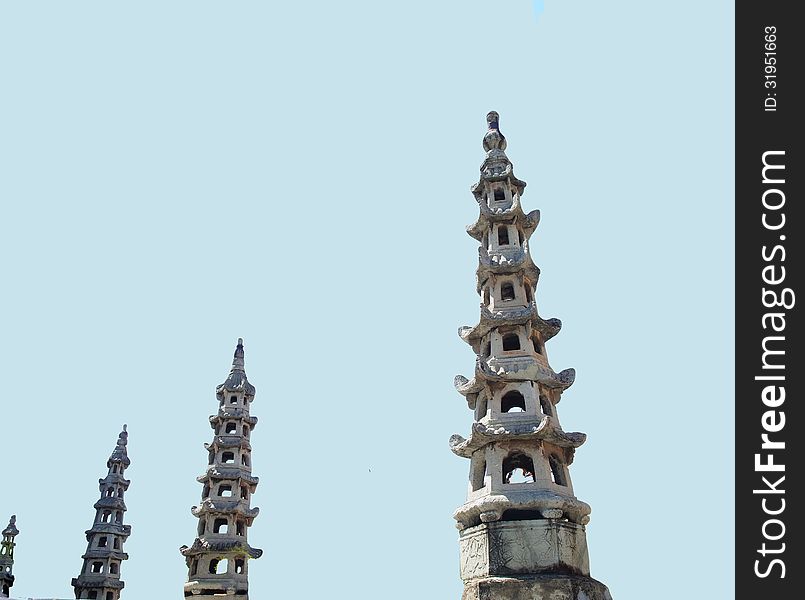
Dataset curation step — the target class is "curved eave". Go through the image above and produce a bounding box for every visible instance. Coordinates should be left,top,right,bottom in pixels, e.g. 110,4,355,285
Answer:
100,474,130,487
180,538,263,559
197,467,259,486
72,577,125,590
449,417,586,458
209,414,259,428
466,205,540,242
216,371,256,396
93,497,127,511
81,550,129,561
85,524,131,537
477,245,539,281
204,436,252,452
191,501,260,519
475,254,540,294
453,362,576,397
459,307,562,347
454,491,591,528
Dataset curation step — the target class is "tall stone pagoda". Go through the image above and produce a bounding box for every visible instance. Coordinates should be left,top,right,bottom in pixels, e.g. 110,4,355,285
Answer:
1,515,19,598
181,338,262,599
71,426,132,600
450,112,612,600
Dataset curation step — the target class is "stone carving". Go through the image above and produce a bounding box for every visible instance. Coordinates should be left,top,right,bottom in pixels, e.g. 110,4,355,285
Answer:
450,114,612,599
1,515,19,598
180,339,263,599
71,426,132,600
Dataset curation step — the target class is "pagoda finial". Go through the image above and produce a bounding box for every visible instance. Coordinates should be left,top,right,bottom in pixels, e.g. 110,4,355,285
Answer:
2,515,18,537
108,424,131,466
232,337,245,372
483,110,507,151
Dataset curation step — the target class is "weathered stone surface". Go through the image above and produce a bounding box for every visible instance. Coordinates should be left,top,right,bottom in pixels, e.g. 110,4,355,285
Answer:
452,113,612,598
460,520,590,580
181,339,262,600
1,515,19,598
71,427,132,600
462,575,612,600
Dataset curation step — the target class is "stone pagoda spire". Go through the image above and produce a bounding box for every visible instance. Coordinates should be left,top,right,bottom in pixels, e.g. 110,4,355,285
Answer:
1,515,19,598
181,338,262,599
450,113,612,600
71,426,132,600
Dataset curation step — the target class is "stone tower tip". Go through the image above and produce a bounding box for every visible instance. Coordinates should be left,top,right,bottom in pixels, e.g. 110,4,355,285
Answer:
486,111,500,129
123,424,127,432
238,337,244,346
483,111,506,152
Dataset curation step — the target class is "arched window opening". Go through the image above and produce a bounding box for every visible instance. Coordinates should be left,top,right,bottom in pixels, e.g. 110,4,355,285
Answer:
493,188,505,202
100,511,111,524
209,558,219,574
97,537,108,548
117,488,124,497
114,511,122,524
483,287,491,305
113,538,120,550
524,285,532,303
90,561,104,574
225,422,237,434
241,454,250,467
501,283,515,302
243,425,250,437
208,451,215,465
235,558,245,574
532,337,542,354
105,487,114,497
222,452,235,464
240,486,249,500
109,562,119,574
218,484,233,497
501,390,526,413
191,559,199,576
112,465,118,474
198,520,206,536
549,455,567,486
503,452,536,484
236,521,245,536
106,592,114,600
202,485,210,498
87,592,97,600
230,395,238,404
213,518,228,535
502,333,521,351
483,340,491,358
497,226,510,246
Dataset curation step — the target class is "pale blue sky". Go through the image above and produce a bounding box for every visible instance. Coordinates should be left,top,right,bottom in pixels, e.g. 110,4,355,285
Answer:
0,1,733,599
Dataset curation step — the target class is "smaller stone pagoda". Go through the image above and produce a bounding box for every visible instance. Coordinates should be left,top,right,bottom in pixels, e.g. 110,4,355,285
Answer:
180,338,262,599
1,515,19,598
71,426,132,600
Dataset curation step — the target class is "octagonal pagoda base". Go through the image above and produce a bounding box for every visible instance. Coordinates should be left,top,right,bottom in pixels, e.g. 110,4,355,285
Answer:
462,574,612,600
